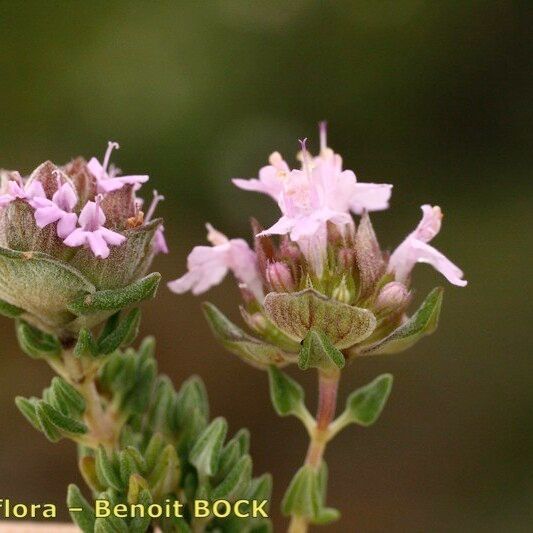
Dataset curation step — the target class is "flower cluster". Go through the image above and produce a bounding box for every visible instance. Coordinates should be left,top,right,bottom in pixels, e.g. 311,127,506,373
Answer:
0,141,166,259
0,142,166,336
169,124,466,367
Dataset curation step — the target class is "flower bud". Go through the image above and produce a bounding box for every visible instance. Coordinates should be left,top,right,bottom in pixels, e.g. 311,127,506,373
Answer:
332,277,352,304
375,282,409,311
266,262,294,293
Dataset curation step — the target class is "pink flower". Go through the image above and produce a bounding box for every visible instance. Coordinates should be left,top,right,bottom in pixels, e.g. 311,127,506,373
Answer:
144,190,168,255
258,140,352,275
232,151,290,200
0,176,46,207
168,224,264,301
88,141,149,193
32,173,78,238
388,205,467,287
63,195,126,258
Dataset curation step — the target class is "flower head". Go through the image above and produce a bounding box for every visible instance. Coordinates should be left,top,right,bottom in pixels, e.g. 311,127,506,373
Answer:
170,123,467,371
88,141,149,193
0,144,164,336
168,223,263,301
389,205,467,287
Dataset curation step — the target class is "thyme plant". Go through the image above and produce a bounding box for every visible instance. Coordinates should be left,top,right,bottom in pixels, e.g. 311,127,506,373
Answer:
169,123,467,532
0,146,271,532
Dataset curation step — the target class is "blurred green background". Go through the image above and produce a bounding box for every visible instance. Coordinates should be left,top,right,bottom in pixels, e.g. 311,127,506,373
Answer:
0,1,530,531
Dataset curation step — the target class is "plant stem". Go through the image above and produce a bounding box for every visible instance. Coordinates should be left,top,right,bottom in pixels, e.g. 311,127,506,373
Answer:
60,349,121,452
288,369,340,533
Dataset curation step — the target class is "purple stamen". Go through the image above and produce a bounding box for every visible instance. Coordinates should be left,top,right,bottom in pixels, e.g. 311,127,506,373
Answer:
319,121,328,152
102,141,120,174
145,190,165,222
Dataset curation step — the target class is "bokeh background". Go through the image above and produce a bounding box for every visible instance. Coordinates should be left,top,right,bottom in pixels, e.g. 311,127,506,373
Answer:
0,1,530,531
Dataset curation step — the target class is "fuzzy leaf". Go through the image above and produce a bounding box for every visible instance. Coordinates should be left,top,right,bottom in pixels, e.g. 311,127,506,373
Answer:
360,287,443,355
74,328,98,357
282,463,338,524
67,272,161,315
264,289,376,349
98,308,141,354
299,329,345,371
51,377,86,415
211,454,252,501
344,374,393,426
0,247,95,329
79,456,106,493
281,465,317,519
268,366,306,416
38,401,87,435
190,417,228,478
94,516,129,533
15,396,42,432
203,302,290,369
96,446,123,491
129,488,153,533
16,320,61,359
67,484,96,533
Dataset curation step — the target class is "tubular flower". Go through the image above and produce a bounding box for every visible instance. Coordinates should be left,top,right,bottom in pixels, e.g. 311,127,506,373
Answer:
63,196,126,258
0,144,164,337
88,141,149,193
388,204,467,287
168,223,264,301
32,172,78,238
232,151,290,200
170,123,467,371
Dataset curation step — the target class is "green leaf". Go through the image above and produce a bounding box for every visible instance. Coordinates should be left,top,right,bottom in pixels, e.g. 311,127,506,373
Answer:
203,302,292,369
16,320,61,359
38,401,87,435
96,446,123,491
74,328,98,357
211,454,252,501
268,366,306,416
360,287,444,355
0,297,23,318
190,417,228,478
281,465,317,519
0,246,95,329
282,463,339,524
94,516,129,533
79,456,106,493
98,308,141,354
176,375,209,424
144,433,166,474
299,329,345,371
67,272,161,315
147,444,180,498
67,484,96,533
51,377,86,416
129,488,152,533
344,374,393,426
264,289,377,349
15,396,42,432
